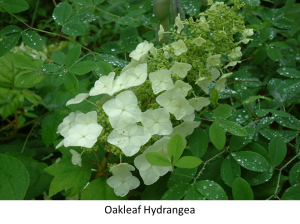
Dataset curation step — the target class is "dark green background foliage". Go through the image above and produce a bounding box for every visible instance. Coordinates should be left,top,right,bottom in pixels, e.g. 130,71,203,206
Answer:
0,0,300,200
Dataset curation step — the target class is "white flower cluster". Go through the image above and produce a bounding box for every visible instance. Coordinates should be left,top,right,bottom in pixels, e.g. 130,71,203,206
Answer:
56,8,251,197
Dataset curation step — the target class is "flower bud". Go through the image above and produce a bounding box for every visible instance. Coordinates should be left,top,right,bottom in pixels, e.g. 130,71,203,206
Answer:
153,0,170,20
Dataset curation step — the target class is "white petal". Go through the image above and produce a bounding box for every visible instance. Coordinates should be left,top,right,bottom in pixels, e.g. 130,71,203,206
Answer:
66,93,89,106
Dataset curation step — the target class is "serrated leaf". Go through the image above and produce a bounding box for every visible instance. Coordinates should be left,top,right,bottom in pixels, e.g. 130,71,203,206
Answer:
232,177,254,200
81,178,125,200
45,159,91,197
0,154,30,200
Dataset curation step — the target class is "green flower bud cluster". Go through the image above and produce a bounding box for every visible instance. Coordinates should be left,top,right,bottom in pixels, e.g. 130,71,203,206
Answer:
148,0,250,92
82,145,99,153
104,143,123,156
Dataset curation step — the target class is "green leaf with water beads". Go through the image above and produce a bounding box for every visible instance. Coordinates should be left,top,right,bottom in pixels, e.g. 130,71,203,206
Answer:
221,155,241,187
213,104,233,120
53,2,72,25
242,95,271,105
277,68,300,79
232,177,254,200
282,184,300,200
22,31,44,51
274,116,300,130
52,51,66,66
184,185,205,200
0,33,21,58
189,128,208,159
167,168,197,188
289,162,300,186
120,26,138,52
231,151,270,172
194,180,228,200
161,183,190,200
217,120,248,136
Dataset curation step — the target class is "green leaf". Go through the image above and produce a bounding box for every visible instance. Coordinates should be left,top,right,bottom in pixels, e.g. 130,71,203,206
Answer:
120,26,138,52
275,116,300,130
167,134,185,163
242,95,271,105
51,74,65,87
174,156,202,169
194,180,228,200
232,177,254,200
62,23,85,36
94,61,113,77
267,47,282,61
0,89,24,119
64,73,79,94
145,152,171,167
52,51,65,66
258,128,299,143
22,89,41,106
0,25,22,36
268,137,287,167
277,68,300,79
286,4,300,20
189,128,208,159
241,0,260,7
268,78,300,107
81,178,125,200
167,168,197,188
217,120,248,136
255,109,269,117
282,184,300,200
41,111,69,146
244,169,273,186
14,71,45,89
213,104,233,120
161,183,190,200
69,61,96,75
289,162,300,186
256,117,275,129
45,159,92,197
0,154,30,199
0,33,21,57
209,122,226,150
65,45,81,68
184,185,205,200
22,31,44,51
2,0,29,13
268,109,291,118
53,2,72,25
7,153,53,200
142,174,169,200
209,88,219,105
231,151,270,172
229,126,255,151
220,155,241,187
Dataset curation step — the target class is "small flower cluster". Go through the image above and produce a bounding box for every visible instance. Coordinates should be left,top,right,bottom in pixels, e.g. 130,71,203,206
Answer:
56,0,253,197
